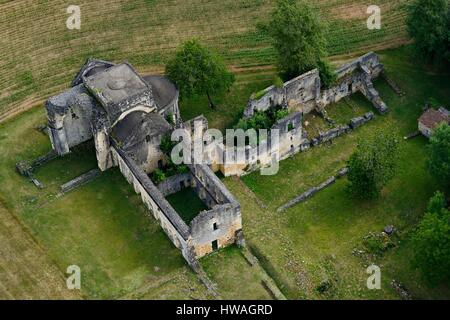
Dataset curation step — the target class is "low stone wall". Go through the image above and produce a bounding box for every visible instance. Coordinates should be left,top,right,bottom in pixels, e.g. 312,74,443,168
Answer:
310,112,374,147
311,125,351,146
16,150,58,177
16,150,59,189
350,112,374,129
60,168,100,193
277,167,349,212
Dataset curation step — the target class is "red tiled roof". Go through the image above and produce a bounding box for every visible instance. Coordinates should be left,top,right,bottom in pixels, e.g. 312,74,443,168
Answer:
418,108,449,129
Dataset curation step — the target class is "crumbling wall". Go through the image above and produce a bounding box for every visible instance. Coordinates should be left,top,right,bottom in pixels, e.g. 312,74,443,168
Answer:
158,93,181,125
217,112,308,177
188,164,242,257
45,85,97,155
129,133,167,174
245,69,320,118
272,111,305,159
92,112,115,171
189,164,240,206
190,204,242,257
245,52,387,118
284,69,320,113
157,173,193,197
154,163,244,258
112,146,243,262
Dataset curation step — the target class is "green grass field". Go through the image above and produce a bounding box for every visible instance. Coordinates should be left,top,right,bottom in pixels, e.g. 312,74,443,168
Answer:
0,0,409,122
233,46,450,299
0,42,449,299
0,109,211,299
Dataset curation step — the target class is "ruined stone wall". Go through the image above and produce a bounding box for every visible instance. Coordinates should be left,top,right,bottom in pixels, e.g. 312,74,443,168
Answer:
190,204,242,257
190,164,239,205
272,112,305,159
47,114,70,155
188,164,242,258
216,112,307,177
244,69,320,118
128,133,167,174
418,122,432,138
92,113,115,172
191,174,219,209
284,69,320,113
46,85,97,155
157,173,193,197
245,52,386,117
62,103,93,148
158,92,181,125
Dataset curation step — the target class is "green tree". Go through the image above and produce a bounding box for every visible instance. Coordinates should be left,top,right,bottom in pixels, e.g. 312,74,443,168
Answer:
347,130,400,199
262,0,335,86
160,134,176,156
428,123,450,188
317,58,337,88
412,191,450,285
165,39,235,109
407,0,450,63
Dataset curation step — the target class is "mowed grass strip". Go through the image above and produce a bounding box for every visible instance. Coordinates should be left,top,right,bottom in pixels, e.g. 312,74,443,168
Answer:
201,246,273,300
0,0,408,118
0,202,81,300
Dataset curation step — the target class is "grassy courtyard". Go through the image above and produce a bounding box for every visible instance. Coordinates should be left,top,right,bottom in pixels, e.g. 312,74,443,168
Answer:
166,187,208,224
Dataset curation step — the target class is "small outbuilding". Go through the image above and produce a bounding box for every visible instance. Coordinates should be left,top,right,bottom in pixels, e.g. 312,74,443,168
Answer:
418,107,449,138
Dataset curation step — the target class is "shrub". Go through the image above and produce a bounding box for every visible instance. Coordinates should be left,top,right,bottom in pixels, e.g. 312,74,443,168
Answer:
165,39,235,109
315,279,332,294
427,123,450,188
317,59,337,89
236,105,290,132
407,0,450,64
151,169,166,183
363,232,395,256
347,129,400,199
165,112,175,125
273,76,284,89
275,109,289,121
412,191,450,285
160,134,176,156
176,164,189,174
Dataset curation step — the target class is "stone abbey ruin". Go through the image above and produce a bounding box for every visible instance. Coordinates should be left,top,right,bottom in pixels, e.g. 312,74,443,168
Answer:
44,52,388,267
45,59,243,268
